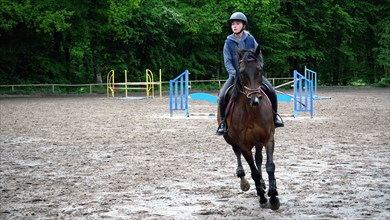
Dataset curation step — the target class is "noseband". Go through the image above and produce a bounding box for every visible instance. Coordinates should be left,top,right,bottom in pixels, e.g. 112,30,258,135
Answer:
241,85,263,99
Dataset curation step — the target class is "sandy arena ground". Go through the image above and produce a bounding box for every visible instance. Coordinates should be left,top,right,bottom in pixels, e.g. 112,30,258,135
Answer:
0,87,389,219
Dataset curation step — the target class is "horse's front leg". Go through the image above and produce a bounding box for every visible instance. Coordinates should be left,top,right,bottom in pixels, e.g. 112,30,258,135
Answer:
232,144,250,191
240,147,264,202
255,145,267,207
265,139,280,210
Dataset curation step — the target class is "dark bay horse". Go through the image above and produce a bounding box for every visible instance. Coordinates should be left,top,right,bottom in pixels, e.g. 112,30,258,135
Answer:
217,46,280,210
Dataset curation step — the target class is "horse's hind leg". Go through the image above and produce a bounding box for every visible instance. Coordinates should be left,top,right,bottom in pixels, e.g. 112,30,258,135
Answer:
232,144,250,191
265,139,280,210
255,145,268,207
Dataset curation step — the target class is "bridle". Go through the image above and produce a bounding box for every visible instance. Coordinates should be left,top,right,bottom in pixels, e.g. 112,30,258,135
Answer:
238,56,263,103
241,85,263,99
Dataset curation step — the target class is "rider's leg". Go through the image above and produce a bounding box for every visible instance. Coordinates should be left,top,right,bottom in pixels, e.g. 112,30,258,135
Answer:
262,77,284,128
217,76,234,135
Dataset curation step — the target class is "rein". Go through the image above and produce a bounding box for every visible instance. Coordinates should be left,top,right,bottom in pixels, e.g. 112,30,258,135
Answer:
238,84,272,109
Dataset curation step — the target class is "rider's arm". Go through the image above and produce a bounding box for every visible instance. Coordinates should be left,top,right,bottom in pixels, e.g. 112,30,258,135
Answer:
223,43,236,78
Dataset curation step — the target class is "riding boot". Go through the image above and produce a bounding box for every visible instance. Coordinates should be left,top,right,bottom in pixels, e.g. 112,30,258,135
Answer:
216,102,227,135
262,77,284,128
216,118,227,135
216,76,234,135
274,114,284,128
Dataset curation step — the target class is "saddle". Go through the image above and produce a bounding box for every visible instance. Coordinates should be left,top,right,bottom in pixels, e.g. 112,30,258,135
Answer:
223,83,272,118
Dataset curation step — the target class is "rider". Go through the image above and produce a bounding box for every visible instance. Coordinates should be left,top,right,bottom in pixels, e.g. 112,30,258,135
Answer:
216,12,284,135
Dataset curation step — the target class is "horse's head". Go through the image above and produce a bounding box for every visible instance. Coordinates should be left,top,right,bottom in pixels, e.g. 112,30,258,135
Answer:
236,45,264,106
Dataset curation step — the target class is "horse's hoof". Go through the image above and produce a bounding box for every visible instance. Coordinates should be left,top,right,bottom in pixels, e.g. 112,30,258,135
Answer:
259,197,268,208
240,178,250,191
236,169,245,178
269,197,280,210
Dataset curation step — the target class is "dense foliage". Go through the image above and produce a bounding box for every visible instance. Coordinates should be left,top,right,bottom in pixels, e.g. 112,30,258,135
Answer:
1,0,389,85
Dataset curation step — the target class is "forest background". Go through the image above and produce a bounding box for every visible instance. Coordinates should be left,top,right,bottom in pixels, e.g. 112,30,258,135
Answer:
1,0,389,86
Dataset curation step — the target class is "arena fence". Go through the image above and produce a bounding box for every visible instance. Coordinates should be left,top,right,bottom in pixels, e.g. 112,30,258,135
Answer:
0,78,297,96
0,83,106,94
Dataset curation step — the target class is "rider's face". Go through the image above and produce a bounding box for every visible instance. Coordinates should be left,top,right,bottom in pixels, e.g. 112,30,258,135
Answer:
231,20,244,34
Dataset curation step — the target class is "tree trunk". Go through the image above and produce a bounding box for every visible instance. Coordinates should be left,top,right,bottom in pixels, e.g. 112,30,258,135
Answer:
96,71,103,84
92,50,103,85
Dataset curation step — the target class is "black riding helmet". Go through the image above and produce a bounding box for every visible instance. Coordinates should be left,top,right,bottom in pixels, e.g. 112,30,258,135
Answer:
228,12,247,34
227,12,248,26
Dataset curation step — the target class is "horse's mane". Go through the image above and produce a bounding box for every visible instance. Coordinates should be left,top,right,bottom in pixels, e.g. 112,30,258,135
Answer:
231,48,264,100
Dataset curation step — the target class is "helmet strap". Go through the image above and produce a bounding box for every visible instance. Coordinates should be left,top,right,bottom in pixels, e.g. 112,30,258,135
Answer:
237,24,246,34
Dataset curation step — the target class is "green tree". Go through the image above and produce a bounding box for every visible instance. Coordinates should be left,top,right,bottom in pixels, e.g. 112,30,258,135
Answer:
0,0,73,83
0,0,388,86
374,18,390,77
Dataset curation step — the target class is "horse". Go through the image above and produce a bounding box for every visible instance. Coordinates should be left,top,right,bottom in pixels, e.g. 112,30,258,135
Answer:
217,45,280,210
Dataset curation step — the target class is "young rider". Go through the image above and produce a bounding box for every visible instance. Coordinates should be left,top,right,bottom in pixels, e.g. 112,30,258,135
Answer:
217,12,284,135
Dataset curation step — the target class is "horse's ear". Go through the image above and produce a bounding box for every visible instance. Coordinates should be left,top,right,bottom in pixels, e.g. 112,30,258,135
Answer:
237,47,243,59
255,45,261,55
256,45,264,69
